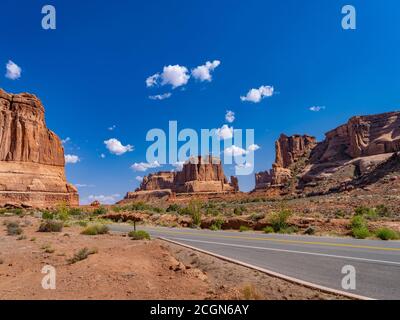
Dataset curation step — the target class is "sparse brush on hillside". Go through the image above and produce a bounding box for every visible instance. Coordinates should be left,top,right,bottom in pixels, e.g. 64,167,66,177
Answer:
6,221,23,235
38,220,64,232
93,206,108,215
67,247,98,264
209,218,224,231
128,230,151,240
81,224,109,235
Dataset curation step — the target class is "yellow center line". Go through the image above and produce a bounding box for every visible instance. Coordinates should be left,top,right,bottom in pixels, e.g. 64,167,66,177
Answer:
147,228,400,252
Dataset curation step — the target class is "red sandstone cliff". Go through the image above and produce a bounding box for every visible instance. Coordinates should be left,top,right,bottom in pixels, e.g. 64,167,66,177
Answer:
0,88,78,207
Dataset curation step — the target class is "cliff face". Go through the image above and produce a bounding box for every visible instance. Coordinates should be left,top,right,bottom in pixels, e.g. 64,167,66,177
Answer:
255,111,400,195
0,89,78,207
125,156,238,200
255,134,316,190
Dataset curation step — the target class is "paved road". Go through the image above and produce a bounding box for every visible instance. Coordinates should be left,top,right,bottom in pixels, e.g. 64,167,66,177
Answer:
108,224,400,300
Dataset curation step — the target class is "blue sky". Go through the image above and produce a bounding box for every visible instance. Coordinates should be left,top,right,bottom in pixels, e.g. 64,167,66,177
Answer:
1,0,400,204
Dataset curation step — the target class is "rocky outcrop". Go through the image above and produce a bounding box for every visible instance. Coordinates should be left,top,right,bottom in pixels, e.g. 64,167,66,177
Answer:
124,156,239,200
0,88,78,207
255,134,316,190
255,111,400,195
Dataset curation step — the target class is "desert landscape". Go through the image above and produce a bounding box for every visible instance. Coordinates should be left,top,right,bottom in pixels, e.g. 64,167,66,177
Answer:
0,87,399,300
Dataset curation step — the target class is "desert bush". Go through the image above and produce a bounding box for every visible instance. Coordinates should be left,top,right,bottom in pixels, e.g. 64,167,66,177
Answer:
354,206,377,219
93,206,108,215
166,204,181,212
124,202,152,211
67,247,98,264
239,225,250,232
81,224,109,235
68,207,83,216
304,226,316,235
187,200,202,227
233,206,247,215
209,218,224,231
352,226,370,239
375,228,399,241
128,230,151,240
6,221,23,235
269,209,292,233
41,210,54,220
375,205,392,218
111,206,123,213
350,215,370,239
152,206,165,213
38,220,64,232
263,226,274,234
241,284,262,300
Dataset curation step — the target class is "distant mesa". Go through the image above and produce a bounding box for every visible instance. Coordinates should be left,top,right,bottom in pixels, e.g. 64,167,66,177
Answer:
254,111,400,195
121,155,239,202
0,88,79,208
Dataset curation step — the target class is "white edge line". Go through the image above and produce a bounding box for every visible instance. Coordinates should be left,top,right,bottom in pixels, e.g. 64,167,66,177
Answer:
159,237,375,301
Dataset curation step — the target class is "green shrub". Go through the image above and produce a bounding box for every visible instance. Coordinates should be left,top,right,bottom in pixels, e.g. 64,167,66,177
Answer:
375,228,399,241
54,203,70,221
269,209,292,233
263,226,274,234
354,206,377,219
352,226,370,239
38,220,64,232
41,210,54,220
251,213,265,221
67,247,98,264
68,207,83,216
350,215,370,239
233,206,246,215
111,206,123,213
128,230,151,240
209,218,224,231
6,221,23,235
152,207,164,213
187,200,202,227
375,205,392,218
93,206,108,215
81,224,109,235
166,204,181,212
239,225,250,232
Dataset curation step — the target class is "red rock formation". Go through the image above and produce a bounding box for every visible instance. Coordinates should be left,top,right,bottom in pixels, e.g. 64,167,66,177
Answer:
0,88,78,207
124,156,239,200
255,134,316,190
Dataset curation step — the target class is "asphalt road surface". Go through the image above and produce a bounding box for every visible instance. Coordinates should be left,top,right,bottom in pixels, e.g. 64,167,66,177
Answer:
108,224,400,300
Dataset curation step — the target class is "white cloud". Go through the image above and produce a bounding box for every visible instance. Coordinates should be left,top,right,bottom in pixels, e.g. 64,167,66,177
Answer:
240,85,274,103
149,92,172,100
65,154,80,164
309,106,326,112
135,176,144,182
225,110,235,123
172,161,185,171
247,144,260,151
191,60,221,82
146,73,160,87
131,161,161,172
104,138,134,155
88,194,121,205
235,162,253,169
5,60,21,80
61,137,71,144
146,65,190,89
216,125,233,140
108,125,116,131
224,145,248,157
100,153,106,159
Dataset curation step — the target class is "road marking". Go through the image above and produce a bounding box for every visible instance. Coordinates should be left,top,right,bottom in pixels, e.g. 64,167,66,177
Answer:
169,237,400,266
145,228,400,252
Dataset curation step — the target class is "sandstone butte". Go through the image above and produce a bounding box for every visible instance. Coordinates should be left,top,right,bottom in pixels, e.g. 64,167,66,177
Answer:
255,111,400,195
0,88,78,208
122,155,239,201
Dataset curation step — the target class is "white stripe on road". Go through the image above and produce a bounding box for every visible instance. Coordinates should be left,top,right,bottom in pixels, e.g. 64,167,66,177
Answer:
170,237,400,266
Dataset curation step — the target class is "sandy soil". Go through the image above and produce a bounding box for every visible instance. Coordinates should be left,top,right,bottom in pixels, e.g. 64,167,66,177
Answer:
0,216,346,300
